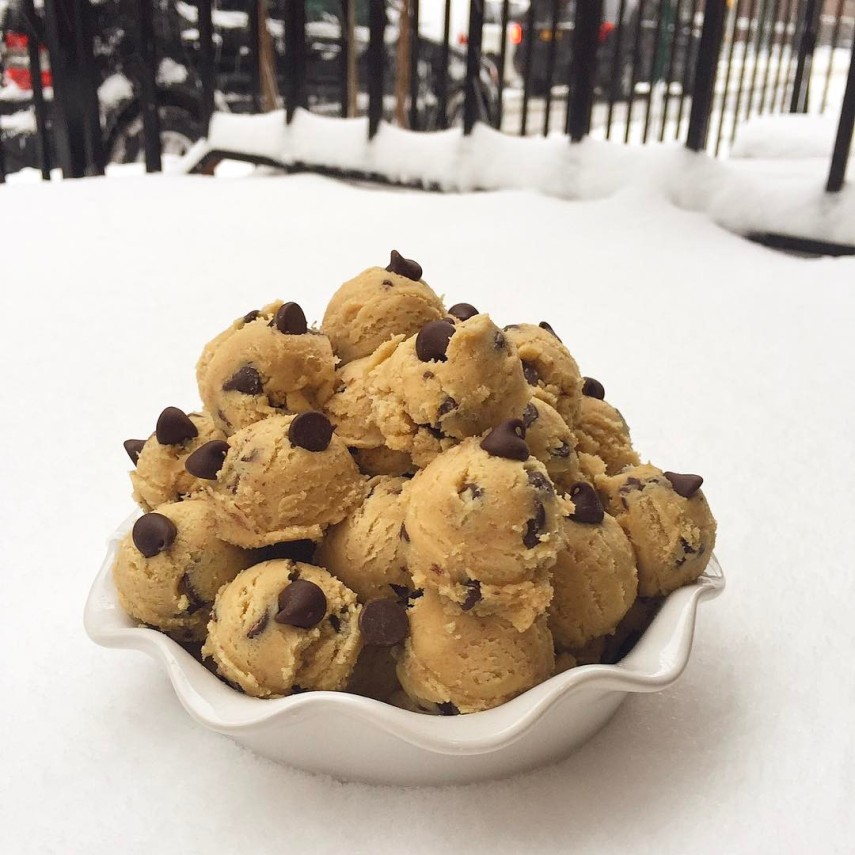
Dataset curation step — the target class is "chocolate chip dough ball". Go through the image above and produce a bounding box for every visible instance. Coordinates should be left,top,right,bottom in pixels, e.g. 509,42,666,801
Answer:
112,499,252,641
198,301,336,435
597,464,717,596
203,561,362,698
124,407,226,511
574,377,640,476
321,251,445,364
194,412,365,547
518,397,585,491
404,423,564,632
396,590,555,714
503,322,583,428
367,313,531,467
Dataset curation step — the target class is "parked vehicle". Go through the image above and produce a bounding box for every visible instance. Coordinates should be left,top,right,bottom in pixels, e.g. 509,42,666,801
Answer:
0,0,499,173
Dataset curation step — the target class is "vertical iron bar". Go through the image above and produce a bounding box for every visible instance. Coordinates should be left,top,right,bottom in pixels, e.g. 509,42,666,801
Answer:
74,0,104,174
542,0,560,136
642,0,667,142
713,0,739,155
463,0,484,134
757,0,780,113
624,0,648,143
685,0,726,152
137,0,162,172
339,0,348,117
821,0,845,113
284,0,307,123
409,0,421,130
0,129,5,182
675,0,702,138
777,0,800,111
605,0,628,140
520,0,537,134
790,0,820,112
567,0,602,140
248,0,262,113
826,43,855,191
770,0,795,112
745,0,770,119
437,0,451,128
659,0,685,142
730,0,759,144
495,0,511,128
22,0,52,178
367,0,386,138
198,0,215,129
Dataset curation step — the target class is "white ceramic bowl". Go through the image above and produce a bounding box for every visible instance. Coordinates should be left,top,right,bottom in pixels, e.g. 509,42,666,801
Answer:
85,514,725,786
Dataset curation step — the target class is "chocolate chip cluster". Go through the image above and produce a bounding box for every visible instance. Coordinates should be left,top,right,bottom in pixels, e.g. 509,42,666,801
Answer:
112,251,717,711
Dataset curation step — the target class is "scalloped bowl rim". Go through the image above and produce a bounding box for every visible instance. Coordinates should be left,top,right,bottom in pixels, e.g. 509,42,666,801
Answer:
85,512,725,757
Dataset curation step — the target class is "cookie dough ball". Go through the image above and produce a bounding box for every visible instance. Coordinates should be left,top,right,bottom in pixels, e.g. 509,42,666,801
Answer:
519,398,584,491
203,561,362,698
200,412,365,547
597,464,716,596
124,407,227,511
574,378,640,476
367,314,531,468
504,322,583,427
323,357,385,449
112,499,252,641
404,424,564,632
315,476,412,602
199,301,336,435
322,251,445,364
396,590,555,714
350,445,415,477
548,484,638,650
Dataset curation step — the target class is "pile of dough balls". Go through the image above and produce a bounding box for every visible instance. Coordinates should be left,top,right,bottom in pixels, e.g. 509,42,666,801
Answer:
113,251,716,714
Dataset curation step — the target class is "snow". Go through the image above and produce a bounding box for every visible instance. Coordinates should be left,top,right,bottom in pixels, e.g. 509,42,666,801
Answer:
731,114,852,161
157,58,189,87
1,167,854,854
0,106,35,133
198,108,855,245
97,73,133,111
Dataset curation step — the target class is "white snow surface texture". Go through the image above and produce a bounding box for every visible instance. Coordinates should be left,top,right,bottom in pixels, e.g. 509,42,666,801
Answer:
0,170,853,854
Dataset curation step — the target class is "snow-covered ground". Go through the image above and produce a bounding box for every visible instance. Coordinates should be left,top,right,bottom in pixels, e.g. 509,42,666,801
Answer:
0,169,853,853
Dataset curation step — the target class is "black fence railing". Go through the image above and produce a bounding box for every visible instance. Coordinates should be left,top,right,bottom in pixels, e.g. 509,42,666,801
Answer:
0,0,853,204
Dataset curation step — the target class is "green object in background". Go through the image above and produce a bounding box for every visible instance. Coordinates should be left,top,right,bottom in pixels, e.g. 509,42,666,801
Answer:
653,0,674,83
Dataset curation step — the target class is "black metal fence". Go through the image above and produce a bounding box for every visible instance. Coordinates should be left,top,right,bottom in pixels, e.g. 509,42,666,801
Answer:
0,0,853,198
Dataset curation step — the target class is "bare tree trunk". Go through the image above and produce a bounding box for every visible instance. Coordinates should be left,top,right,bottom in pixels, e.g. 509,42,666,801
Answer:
258,1,280,112
345,0,357,116
395,0,411,127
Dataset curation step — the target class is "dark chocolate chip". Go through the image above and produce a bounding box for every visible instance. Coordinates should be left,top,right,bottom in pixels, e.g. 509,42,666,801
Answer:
480,419,529,461
291,684,308,694
527,470,555,495
461,580,482,611
494,330,507,350
382,279,394,288
523,502,546,548
271,301,307,335
246,611,269,638
420,423,445,440
132,512,177,558
123,439,146,466
552,441,571,458
521,401,539,428
223,366,263,395
359,599,409,646
582,377,605,400
448,302,479,321
664,471,704,499
679,536,697,555
503,324,520,331
400,522,410,542
437,701,460,716
415,320,455,363
259,539,316,564
619,477,644,494
288,567,301,581
275,579,327,628
522,361,540,386
538,321,561,341
423,371,435,380
568,482,605,525
288,411,334,452
216,408,232,430
178,573,205,613
437,396,458,418
185,440,230,479
328,613,341,633
460,482,484,499
155,407,198,445
389,583,413,606
242,309,260,323
385,250,422,281
239,448,259,463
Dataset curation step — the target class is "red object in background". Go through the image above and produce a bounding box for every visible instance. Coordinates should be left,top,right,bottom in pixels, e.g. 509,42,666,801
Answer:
510,22,523,45
2,31,53,90
598,21,615,43
458,32,468,45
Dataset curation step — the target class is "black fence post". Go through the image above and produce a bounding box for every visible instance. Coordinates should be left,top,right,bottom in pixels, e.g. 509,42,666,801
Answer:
137,0,162,173
248,0,262,113
409,0,421,130
495,0,510,129
567,0,602,142
437,0,451,129
826,45,855,193
284,0,307,124
42,0,103,177
463,0,484,135
685,0,726,152
367,0,386,139
198,0,215,131
22,0,52,179
789,0,820,113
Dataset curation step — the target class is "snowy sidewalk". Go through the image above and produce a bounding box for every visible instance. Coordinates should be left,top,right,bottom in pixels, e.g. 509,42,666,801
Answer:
1,172,853,854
